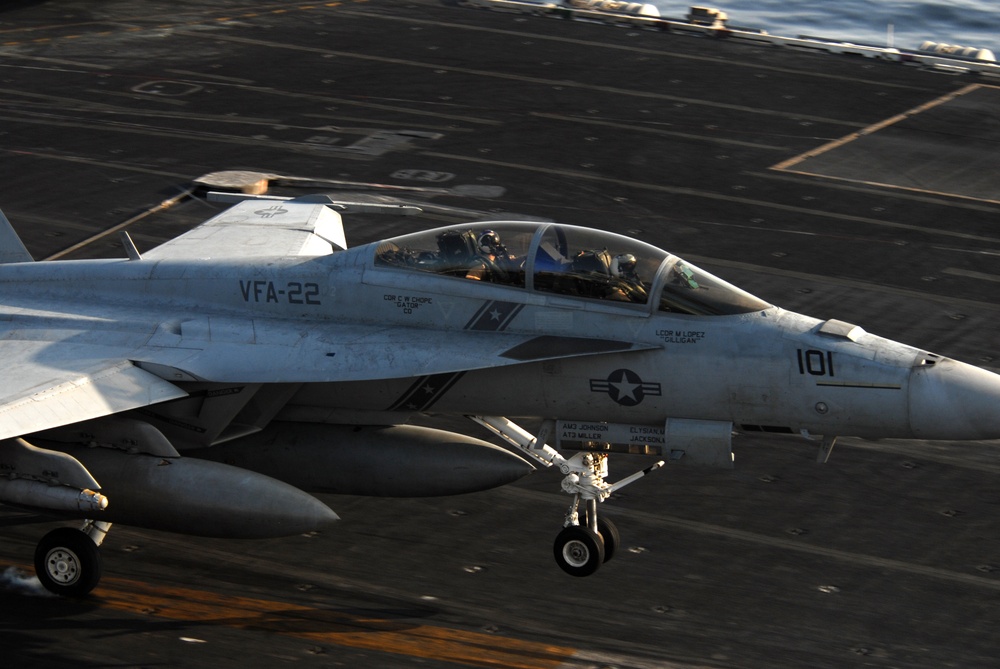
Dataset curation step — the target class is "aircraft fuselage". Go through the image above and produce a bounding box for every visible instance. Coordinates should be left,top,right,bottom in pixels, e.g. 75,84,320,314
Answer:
0,234,996,450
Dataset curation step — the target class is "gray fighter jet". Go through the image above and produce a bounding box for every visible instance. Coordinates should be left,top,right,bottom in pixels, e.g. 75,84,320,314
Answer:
3,194,999,595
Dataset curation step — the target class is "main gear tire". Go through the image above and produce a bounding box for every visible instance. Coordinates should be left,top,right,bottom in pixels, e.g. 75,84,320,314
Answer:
34,527,103,597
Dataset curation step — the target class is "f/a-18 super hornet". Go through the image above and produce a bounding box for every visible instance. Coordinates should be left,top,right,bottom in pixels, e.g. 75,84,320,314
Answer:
2,192,1000,596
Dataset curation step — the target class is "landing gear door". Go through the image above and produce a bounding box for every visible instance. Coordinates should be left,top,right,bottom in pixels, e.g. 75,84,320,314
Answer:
665,418,734,469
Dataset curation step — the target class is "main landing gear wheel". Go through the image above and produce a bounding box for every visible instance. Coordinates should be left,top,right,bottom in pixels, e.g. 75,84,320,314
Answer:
553,525,605,577
34,527,103,597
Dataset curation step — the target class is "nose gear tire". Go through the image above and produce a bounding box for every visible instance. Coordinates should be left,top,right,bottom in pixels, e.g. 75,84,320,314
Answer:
553,525,605,577
589,514,620,563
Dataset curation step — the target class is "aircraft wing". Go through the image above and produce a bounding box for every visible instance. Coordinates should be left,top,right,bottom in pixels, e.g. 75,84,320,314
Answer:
0,340,187,441
141,199,346,260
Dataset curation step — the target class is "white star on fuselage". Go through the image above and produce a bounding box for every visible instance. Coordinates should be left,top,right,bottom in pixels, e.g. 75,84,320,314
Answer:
609,371,640,402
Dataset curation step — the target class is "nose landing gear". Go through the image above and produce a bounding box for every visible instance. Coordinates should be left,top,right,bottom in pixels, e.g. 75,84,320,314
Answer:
469,416,663,576
554,525,604,576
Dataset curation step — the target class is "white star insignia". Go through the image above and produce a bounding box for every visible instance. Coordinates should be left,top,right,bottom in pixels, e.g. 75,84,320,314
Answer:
609,372,640,402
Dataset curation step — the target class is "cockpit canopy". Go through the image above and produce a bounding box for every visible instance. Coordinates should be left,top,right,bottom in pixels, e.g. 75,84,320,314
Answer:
374,222,770,316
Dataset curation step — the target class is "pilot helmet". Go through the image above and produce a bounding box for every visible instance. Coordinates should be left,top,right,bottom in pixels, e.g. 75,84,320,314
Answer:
479,229,501,255
612,253,637,276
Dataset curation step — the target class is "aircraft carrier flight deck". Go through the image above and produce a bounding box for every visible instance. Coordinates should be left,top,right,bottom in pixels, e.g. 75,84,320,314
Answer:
0,2,999,668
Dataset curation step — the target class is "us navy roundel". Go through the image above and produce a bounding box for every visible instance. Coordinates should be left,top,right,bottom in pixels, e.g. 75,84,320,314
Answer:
590,369,662,407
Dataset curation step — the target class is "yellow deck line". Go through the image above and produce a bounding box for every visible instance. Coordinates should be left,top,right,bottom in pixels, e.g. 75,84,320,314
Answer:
95,575,577,669
771,83,984,172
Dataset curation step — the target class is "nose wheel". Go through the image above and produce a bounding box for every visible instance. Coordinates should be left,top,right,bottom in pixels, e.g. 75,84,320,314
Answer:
470,416,662,576
554,525,604,576
590,512,620,562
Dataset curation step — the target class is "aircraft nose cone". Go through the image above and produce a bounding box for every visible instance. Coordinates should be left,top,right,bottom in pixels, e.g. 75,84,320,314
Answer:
909,358,1000,440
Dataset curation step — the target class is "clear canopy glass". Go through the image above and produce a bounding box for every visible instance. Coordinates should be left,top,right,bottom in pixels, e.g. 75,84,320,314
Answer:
373,222,770,316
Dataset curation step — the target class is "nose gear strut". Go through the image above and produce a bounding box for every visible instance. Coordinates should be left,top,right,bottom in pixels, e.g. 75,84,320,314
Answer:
469,416,664,576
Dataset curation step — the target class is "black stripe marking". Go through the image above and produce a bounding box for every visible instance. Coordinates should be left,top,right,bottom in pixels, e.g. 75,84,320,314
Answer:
465,301,524,331
387,372,467,411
